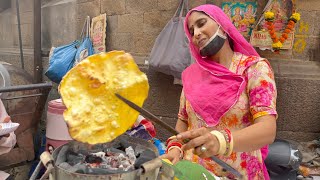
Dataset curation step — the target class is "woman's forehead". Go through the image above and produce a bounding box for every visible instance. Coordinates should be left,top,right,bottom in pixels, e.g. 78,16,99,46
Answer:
188,12,206,26
188,11,207,21
187,11,216,28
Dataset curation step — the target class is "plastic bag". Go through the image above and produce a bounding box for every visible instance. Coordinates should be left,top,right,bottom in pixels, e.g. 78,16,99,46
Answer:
148,0,191,79
45,41,79,83
75,16,94,65
45,16,95,84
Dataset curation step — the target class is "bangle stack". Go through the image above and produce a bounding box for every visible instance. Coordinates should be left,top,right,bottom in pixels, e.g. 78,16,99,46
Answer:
220,129,234,156
166,135,177,145
210,129,234,156
210,130,227,155
166,136,184,158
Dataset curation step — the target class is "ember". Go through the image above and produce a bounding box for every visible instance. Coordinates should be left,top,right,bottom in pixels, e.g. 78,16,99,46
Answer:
85,154,103,164
55,137,157,175
84,146,136,171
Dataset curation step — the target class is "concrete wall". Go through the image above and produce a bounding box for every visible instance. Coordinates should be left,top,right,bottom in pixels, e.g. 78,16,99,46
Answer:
0,0,319,142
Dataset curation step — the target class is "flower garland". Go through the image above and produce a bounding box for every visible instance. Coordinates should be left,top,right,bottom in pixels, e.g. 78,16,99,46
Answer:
264,11,301,51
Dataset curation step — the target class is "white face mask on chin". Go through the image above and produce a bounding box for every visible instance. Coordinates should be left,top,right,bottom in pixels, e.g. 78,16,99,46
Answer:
200,26,227,57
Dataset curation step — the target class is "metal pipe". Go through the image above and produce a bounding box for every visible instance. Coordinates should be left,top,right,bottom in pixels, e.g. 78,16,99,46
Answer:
40,164,54,180
30,161,43,180
15,0,24,70
0,82,52,93
2,93,43,100
34,0,42,83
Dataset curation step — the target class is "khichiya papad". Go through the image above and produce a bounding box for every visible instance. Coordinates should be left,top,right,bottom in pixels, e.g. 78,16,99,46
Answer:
59,51,149,144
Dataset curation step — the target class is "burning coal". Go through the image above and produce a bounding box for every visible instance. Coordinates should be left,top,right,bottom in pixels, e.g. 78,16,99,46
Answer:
84,146,136,171
55,138,157,175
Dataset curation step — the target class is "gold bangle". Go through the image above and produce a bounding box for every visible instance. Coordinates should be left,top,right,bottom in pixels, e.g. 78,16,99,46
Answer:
210,130,227,155
166,135,177,145
168,136,176,140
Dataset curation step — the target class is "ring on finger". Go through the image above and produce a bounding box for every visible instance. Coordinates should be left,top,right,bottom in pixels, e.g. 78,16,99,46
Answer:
200,146,207,153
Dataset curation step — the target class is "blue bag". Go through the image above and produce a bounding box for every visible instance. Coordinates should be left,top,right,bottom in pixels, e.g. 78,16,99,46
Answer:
74,16,94,65
45,41,79,83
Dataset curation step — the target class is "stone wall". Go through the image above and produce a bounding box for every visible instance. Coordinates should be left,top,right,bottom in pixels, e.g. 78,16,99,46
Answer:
0,0,319,142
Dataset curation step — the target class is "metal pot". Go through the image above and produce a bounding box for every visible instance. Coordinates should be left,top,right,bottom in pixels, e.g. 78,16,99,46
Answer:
34,135,163,180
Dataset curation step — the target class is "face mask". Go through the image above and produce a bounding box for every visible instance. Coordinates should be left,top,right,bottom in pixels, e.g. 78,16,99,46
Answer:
199,26,227,57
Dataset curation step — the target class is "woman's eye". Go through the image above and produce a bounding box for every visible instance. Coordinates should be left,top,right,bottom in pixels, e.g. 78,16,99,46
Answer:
198,19,206,28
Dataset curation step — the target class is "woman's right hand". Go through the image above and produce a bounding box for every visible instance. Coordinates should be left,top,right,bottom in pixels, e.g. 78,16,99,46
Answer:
160,148,182,164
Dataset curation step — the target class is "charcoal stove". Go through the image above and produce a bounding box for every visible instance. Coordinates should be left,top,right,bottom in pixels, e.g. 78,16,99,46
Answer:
36,135,163,180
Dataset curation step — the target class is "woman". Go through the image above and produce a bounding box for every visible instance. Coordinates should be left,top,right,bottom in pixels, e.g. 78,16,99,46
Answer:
161,5,277,179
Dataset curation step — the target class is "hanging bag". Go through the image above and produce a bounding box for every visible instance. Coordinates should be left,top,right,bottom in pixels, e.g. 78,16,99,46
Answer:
148,0,191,79
45,17,95,84
74,16,94,65
45,40,79,84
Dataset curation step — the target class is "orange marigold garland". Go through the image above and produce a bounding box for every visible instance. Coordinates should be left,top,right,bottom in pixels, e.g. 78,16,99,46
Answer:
264,11,301,51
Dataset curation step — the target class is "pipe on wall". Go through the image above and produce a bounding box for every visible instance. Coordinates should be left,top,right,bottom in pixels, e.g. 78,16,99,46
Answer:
34,0,42,83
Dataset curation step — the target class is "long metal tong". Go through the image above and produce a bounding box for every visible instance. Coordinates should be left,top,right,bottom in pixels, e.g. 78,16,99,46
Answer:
115,93,242,178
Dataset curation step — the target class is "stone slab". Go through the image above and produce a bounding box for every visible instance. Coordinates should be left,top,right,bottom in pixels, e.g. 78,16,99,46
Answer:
189,0,207,9
108,32,133,52
101,0,125,15
76,0,100,22
143,10,163,33
295,11,316,36
275,77,320,133
296,0,320,12
277,131,320,142
117,13,143,33
125,0,157,14
143,68,182,119
131,32,158,54
106,15,118,34
157,0,180,11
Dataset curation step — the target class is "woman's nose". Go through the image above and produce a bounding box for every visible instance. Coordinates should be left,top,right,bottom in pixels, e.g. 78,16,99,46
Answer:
194,28,201,38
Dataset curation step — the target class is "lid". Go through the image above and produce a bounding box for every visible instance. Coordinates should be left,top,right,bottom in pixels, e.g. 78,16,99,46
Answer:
48,99,66,110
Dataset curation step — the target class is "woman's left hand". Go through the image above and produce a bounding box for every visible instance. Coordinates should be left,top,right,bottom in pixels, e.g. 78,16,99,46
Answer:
177,127,220,158
0,116,11,139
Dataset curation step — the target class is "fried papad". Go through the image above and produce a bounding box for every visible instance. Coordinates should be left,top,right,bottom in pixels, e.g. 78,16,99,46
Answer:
59,51,149,144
